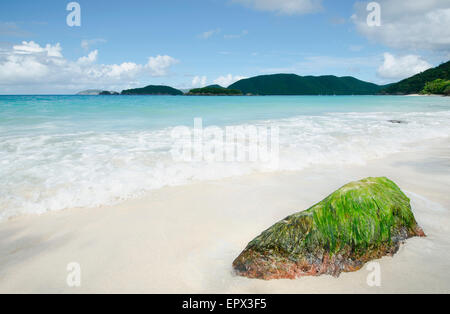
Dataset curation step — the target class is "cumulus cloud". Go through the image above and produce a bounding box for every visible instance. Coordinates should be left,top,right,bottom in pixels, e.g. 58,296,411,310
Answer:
77,50,98,65
146,55,179,76
0,41,179,93
352,0,450,51
232,0,323,15
377,53,432,80
13,41,62,57
0,53,49,83
192,76,207,87
213,74,247,87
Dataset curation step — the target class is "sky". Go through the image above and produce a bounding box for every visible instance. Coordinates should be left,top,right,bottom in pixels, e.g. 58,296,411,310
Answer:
0,0,449,94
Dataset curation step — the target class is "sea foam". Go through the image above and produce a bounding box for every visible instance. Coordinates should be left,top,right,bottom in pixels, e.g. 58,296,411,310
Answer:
1,97,450,220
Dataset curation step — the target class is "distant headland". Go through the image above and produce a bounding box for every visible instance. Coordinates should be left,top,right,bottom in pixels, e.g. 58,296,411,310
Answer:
77,60,449,96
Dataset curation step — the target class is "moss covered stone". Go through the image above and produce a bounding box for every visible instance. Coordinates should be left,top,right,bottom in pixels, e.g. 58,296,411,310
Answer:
233,177,425,280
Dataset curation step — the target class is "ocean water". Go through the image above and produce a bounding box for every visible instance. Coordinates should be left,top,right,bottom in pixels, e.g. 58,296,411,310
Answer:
0,95,449,220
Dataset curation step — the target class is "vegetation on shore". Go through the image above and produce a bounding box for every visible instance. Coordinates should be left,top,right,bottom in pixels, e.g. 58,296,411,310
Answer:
121,85,184,95
187,86,243,96
233,177,425,280
420,79,450,95
380,61,450,95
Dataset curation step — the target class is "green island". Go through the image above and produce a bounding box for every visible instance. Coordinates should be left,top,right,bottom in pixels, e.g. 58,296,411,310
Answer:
187,86,243,96
233,177,425,280
121,85,184,95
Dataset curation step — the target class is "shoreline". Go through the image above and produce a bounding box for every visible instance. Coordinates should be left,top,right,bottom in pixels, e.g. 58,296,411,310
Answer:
1,94,446,97
405,93,447,97
1,138,449,293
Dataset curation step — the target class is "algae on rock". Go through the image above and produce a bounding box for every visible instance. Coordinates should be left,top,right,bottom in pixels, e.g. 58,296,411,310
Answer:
233,177,425,280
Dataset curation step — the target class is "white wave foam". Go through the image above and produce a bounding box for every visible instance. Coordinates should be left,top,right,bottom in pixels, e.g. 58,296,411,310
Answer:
1,110,450,220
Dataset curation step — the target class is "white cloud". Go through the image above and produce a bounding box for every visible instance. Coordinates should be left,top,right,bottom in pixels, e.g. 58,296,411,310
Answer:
146,55,179,76
45,44,63,58
199,29,221,39
232,0,323,15
13,41,62,57
81,39,107,51
377,53,432,80
0,41,179,93
213,74,247,87
0,54,49,82
77,50,98,65
259,55,379,75
192,76,207,87
104,62,141,79
352,0,450,51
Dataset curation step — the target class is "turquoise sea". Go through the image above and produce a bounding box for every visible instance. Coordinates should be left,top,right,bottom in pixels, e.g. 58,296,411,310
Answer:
1,95,449,219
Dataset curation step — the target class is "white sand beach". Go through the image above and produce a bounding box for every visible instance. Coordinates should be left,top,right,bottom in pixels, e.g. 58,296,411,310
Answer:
0,138,449,294
1,0,450,296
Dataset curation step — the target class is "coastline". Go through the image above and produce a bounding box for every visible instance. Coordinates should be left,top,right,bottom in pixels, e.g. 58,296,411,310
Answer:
1,138,449,293
405,94,447,97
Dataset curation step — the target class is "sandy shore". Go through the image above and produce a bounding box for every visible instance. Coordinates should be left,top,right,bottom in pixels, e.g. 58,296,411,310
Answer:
405,94,446,97
1,139,450,294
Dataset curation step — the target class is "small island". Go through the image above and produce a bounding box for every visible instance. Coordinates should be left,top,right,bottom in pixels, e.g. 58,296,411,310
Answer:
121,85,184,96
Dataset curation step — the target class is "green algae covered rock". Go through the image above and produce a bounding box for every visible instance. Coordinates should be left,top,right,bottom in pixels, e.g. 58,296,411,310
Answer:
233,177,425,280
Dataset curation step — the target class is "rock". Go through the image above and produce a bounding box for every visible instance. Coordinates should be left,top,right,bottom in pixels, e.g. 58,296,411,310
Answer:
76,89,103,95
388,120,408,124
76,90,119,95
233,177,425,280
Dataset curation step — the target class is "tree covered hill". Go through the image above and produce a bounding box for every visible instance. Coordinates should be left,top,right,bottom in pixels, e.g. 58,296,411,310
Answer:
421,79,450,95
380,61,450,95
187,86,243,95
228,74,386,95
121,85,184,95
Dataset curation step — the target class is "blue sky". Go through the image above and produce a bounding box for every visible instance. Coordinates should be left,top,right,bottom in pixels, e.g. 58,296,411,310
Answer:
0,0,449,94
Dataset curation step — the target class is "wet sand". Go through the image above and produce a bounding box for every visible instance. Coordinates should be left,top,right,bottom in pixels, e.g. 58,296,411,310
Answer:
0,139,449,293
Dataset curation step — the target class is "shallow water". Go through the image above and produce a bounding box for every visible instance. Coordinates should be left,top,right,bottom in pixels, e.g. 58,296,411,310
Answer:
1,95,449,219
